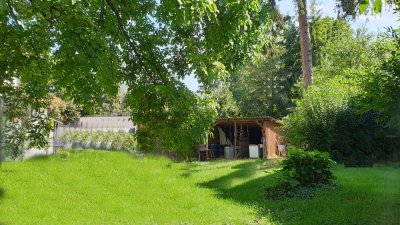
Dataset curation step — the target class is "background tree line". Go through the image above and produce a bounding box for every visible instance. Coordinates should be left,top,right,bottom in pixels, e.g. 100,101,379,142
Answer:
210,2,400,165
1,0,399,162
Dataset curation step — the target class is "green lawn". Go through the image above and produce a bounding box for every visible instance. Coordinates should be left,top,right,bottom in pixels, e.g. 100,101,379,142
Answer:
0,150,399,225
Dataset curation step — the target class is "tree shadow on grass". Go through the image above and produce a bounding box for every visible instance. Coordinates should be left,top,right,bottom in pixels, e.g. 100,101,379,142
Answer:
196,161,400,225
180,161,203,178
0,187,4,225
0,187,4,199
197,161,284,219
26,155,51,162
200,161,264,190
196,160,344,224
180,160,244,178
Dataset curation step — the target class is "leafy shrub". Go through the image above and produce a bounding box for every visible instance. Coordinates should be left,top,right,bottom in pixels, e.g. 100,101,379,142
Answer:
60,131,71,142
266,148,337,200
25,113,53,149
360,29,400,134
332,108,382,167
283,77,357,154
3,123,26,160
122,133,137,151
79,131,92,148
47,93,81,124
132,92,217,158
90,131,102,148
2,112,52,160
100,131,112,149
69,131,82,144
111,132,124,150
282,148,335,186
283,77,390,166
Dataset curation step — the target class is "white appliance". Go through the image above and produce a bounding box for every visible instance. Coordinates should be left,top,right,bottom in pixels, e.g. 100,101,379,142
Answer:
249,144,259,158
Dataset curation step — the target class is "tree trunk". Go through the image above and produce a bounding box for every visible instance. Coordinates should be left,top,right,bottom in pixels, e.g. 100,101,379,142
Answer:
0,96,4,165
297,0,313,88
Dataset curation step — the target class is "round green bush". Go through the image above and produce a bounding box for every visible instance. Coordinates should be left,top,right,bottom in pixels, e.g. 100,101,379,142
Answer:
282,147,336,186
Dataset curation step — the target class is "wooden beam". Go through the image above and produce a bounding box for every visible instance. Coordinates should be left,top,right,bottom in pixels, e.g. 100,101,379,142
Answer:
255,120,263,128
215,118,273,126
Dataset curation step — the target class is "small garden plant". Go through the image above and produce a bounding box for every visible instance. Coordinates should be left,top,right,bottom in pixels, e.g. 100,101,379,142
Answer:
266,147,337,200
60,130,136,152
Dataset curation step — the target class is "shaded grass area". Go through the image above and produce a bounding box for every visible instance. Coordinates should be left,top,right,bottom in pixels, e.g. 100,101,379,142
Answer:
195,160,400,225
0,150,399,225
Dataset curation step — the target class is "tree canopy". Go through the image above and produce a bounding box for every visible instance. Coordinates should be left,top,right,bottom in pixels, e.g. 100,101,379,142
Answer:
230,19,302,119
0,0,273,153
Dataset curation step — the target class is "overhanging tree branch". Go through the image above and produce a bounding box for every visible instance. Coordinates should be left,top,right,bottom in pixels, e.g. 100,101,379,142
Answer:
105,0,167,83
6,0,47,79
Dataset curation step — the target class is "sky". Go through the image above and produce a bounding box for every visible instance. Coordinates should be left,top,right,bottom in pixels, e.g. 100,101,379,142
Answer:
183,0,400,92
278,0,399,33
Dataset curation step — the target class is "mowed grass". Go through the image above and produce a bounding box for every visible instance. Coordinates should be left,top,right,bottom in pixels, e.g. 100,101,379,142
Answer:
0,150,399,225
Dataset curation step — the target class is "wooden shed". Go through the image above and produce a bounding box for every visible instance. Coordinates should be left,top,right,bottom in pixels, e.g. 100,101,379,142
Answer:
207,117,283,159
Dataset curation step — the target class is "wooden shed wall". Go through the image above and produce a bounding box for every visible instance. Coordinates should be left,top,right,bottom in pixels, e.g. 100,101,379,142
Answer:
263,121,282,158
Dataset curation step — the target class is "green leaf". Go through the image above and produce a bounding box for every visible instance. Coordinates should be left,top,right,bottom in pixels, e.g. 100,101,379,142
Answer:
359,0,370,14
373,0,382,14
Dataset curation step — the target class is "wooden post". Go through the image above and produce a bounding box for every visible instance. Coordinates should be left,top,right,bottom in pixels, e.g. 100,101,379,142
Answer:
234,121,237,157
262,121,268,159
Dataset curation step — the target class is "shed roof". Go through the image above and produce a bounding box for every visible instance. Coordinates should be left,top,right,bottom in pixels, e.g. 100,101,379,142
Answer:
215,116,279,127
